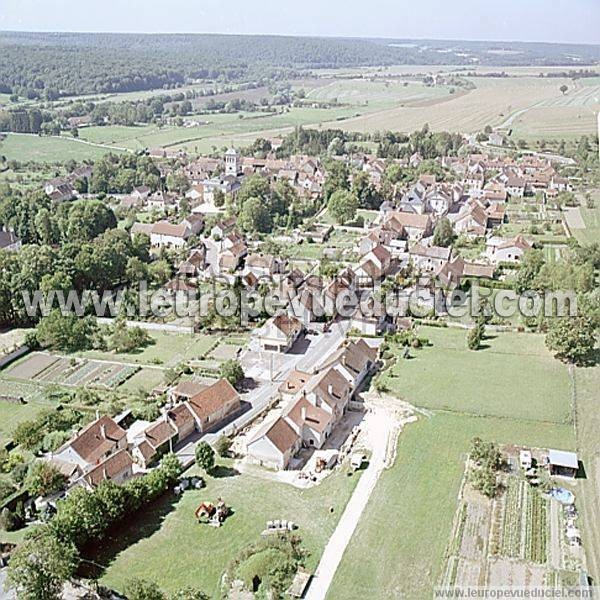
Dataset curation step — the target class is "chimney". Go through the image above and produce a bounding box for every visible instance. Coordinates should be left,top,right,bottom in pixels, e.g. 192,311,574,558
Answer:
301,407,307,422
100,424,107,439
328,384,333,396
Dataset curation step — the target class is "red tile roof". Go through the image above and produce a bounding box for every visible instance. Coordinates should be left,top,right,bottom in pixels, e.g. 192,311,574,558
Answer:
70,416,126,465
145,420,177,449
84,449,133,488
264,418,301,454
188,378,240,422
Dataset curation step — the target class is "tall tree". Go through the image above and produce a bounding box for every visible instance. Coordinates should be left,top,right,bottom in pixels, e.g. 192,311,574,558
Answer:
7,530,78,600
327,189,358,224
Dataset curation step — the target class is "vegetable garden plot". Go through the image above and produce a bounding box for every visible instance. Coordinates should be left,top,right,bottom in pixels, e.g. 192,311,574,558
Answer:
6,352,139,389
6,353,58,379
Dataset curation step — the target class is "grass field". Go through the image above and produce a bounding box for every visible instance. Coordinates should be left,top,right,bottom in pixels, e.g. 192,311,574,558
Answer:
317,208,379,227
77,105,380,155
74,331,220,368
327,411,575,600
0,378,51,445
380,326,572,424
572,364,600,582
117,367,167,394
0,133,120,163
91,464,360,597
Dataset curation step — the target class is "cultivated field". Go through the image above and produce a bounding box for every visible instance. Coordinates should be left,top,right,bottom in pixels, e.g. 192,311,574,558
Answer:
87,462,360,597
4,70,597,164
299,78,453,109
380,326,572,424
326,412,575,600
509,106,597,141
6,353,139,389
315,75,597,138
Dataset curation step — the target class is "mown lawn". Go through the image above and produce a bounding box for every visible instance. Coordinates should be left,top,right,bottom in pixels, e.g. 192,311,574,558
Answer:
327,411,576,600
74,331,219,368
0,378,50,445
91,465,360,597
572,364,600,582
380,326,572,424
117,367,166,394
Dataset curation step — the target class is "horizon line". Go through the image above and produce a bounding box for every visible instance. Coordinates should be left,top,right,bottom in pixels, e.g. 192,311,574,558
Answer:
1,29,599,49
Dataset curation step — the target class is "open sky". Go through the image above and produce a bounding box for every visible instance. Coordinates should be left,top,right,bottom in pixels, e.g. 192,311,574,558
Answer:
0,0,598,45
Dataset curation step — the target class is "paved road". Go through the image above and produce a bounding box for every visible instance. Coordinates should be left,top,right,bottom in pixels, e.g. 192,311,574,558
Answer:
304,409,393,600
175,320,350,462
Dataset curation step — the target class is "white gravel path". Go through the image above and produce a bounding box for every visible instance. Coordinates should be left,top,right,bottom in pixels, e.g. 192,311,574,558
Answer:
304,408,396,600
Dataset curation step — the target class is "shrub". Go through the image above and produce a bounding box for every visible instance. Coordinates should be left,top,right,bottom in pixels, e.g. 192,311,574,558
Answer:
219,360,245,387
215,436,233,458
0,507,20,532
125,578,166,600
25,461,67,498
195,442,215,472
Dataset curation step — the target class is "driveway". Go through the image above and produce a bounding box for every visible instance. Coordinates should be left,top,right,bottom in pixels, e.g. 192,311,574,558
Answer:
176,320,350,462
304,407,395,600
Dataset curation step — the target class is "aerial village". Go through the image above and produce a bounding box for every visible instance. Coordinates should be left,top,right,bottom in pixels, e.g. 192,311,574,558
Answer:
0,126,596,598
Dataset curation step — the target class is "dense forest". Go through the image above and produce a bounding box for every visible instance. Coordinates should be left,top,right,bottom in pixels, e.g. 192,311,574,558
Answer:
1,32,598,99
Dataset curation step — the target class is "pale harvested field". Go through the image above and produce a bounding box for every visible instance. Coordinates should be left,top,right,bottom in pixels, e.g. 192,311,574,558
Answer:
510,106,597,140
537,81,600,108
318,76,575,134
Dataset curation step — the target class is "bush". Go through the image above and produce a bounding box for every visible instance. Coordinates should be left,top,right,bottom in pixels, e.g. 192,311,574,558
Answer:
0,507,21,531
49,453,182,549
467,324,484,350
225,535,306,599
125,578,166,600
108,322,153,353
0,477,16,503
219,360,245,387
215,436,233,458
25,461,67,498
471,466,498,498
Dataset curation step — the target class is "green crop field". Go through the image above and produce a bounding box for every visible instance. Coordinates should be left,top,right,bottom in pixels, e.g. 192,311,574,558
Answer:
327,412,575,600
0,133,119,163
380,326,572,424
89,463,360,597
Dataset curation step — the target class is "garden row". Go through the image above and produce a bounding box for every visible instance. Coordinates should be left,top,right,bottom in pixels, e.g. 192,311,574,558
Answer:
7,353,139,389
